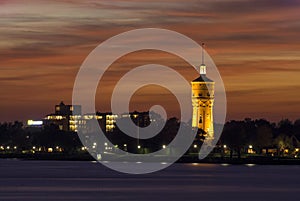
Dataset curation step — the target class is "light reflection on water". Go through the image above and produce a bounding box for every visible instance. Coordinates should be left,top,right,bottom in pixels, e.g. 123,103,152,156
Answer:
0,159,300,201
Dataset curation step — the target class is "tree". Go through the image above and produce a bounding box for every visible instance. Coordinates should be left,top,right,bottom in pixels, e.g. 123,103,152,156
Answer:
255,124,273,153
277,119,293,137
221,120,247,158
274,134,292,156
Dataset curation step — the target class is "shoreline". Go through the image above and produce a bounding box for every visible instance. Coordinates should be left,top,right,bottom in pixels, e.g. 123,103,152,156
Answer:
1,153,300,165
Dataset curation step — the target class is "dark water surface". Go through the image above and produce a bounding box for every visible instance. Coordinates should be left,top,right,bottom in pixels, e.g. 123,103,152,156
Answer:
0,160,299,201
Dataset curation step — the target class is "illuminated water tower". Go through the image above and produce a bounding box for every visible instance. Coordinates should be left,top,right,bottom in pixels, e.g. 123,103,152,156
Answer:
191,43,215,139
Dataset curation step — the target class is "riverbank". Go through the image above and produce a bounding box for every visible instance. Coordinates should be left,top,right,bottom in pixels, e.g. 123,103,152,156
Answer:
1,153,300,165
178,155,300,165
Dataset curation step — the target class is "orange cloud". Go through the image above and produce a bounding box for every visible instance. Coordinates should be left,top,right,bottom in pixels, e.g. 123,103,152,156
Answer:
0,0,300,122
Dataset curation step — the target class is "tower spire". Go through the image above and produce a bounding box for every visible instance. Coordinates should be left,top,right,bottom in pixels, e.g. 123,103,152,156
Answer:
202,43,205,65
200,43,206,75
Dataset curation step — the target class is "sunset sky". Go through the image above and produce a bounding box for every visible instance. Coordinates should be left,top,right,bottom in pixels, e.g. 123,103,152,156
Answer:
0,0,300,123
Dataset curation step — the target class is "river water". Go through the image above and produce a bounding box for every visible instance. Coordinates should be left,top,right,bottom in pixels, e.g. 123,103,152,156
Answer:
0,159,299,201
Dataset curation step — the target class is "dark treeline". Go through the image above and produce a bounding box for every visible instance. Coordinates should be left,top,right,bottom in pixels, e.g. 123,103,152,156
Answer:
220,118,300,158
105,117,181,153
0,118,300,157
0,122,81,154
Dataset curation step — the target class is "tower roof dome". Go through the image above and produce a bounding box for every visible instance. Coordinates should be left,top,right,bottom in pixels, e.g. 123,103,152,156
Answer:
192,74,214,82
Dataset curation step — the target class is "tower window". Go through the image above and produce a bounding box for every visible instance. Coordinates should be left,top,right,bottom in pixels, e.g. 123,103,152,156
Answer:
199,115,202,123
